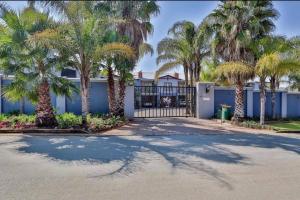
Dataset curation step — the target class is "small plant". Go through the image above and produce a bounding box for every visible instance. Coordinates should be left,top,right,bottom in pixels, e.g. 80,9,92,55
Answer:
0,114,8,121
56,113,82,129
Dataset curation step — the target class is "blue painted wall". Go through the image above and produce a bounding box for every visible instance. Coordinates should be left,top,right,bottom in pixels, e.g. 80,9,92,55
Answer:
1,79,109,115
214,89,247,116
287,93,300,118
253,91,282,118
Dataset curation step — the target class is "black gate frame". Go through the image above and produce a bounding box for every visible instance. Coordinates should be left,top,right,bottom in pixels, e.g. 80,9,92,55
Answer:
134,86,196,118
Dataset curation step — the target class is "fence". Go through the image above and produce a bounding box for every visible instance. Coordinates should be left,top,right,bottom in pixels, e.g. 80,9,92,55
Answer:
196,82,300,119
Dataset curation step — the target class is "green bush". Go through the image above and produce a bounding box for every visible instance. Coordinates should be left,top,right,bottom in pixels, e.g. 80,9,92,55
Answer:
8,114,35,124
56,113,82,129
0,114,8,121
88,115,124,131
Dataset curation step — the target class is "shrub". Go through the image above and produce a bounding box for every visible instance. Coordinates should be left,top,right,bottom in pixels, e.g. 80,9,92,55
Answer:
0,114,8,121
88,115,124,131
56,113,81,129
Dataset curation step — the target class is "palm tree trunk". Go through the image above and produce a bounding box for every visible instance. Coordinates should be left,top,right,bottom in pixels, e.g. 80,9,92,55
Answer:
194,56,201,81
189,64,194,86
107,64,116,115
116,77,126,116
270,76,276,119
35,79,57,127
184,65,188,87
80,73,90,128
233,80,244,122
259,78,266,125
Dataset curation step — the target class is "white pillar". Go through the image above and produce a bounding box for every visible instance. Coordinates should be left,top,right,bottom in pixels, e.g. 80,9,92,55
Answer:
281,91,287,119
196,82,215,119
56,95,66,114
124,86,134,119
246,87,253,118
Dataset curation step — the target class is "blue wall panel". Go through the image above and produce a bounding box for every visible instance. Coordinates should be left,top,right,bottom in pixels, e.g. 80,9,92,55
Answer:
214,89,247,116
253,91,282,118
66,82,81,115
287,93,300,118
89,82,109,114
65,81,109,115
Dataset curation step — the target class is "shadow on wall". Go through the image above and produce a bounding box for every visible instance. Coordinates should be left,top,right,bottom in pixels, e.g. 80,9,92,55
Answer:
11,132,300,188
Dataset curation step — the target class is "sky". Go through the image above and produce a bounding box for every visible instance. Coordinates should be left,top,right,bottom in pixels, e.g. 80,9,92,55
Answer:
4,1,300,74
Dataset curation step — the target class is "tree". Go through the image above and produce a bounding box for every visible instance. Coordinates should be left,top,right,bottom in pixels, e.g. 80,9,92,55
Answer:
38,1,135,126
217,62,254,121
0,5,77,127
252,36,293,122
105,1,159,116
205,0,278,121
289,72,300,91
255,52,300,123
156,20,212,86
156,37,191,86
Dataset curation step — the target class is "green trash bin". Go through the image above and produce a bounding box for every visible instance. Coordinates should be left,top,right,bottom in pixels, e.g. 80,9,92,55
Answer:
221,105,231,122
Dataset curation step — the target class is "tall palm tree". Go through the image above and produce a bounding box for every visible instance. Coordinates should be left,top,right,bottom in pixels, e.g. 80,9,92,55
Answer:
205,0,278,121
104,1,159,116
156,20,212,86
255,52,300,123
0,5,76,127
251,35,293,122
217,62,254,121
37,1,135,126
156,37,191,86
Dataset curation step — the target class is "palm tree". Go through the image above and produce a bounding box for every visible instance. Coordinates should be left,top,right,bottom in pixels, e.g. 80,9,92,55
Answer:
104,1,159,116
255,53,277,125
37,1,135,126
205,0,278,121
217,62,254,121
251,36,293,122
0,5,76,127
156,20,212,86
205,1,278,62
156,37,191,86
289,72,300,91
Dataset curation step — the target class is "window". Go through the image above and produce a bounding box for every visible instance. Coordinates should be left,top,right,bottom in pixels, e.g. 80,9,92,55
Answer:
164,82,172,87
61,69,77,78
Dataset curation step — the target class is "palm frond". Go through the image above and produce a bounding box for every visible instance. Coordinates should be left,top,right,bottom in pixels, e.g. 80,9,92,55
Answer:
217,61,254,83
95,42,136,60
155,61,181,79
138,42,153,58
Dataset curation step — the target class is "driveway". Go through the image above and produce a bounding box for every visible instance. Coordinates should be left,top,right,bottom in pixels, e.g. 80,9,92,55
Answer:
104,118,275,136
0,129,300,200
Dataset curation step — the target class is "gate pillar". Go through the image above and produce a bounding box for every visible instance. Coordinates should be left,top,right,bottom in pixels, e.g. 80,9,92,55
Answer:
196,82,215,119
124,85,135,119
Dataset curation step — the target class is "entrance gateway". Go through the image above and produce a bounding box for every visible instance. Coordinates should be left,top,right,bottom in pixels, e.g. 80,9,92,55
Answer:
134,86,196,118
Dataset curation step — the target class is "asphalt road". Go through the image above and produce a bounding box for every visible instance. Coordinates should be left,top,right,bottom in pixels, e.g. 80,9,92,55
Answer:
0,133,300,200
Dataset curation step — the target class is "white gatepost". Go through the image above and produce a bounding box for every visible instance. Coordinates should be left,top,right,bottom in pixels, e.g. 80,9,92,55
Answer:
124,85,134,119
56,95,66,114
281,91,287,119
246,87,253,118
196,82,215,119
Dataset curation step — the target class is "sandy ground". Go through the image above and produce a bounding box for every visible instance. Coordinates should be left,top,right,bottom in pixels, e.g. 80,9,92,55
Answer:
0,129,300,200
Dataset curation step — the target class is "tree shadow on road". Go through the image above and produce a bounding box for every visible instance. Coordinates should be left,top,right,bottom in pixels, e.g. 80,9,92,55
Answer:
13,132,300,189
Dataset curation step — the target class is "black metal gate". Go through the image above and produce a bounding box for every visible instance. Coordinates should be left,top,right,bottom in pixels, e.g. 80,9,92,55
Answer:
134,86,196,118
